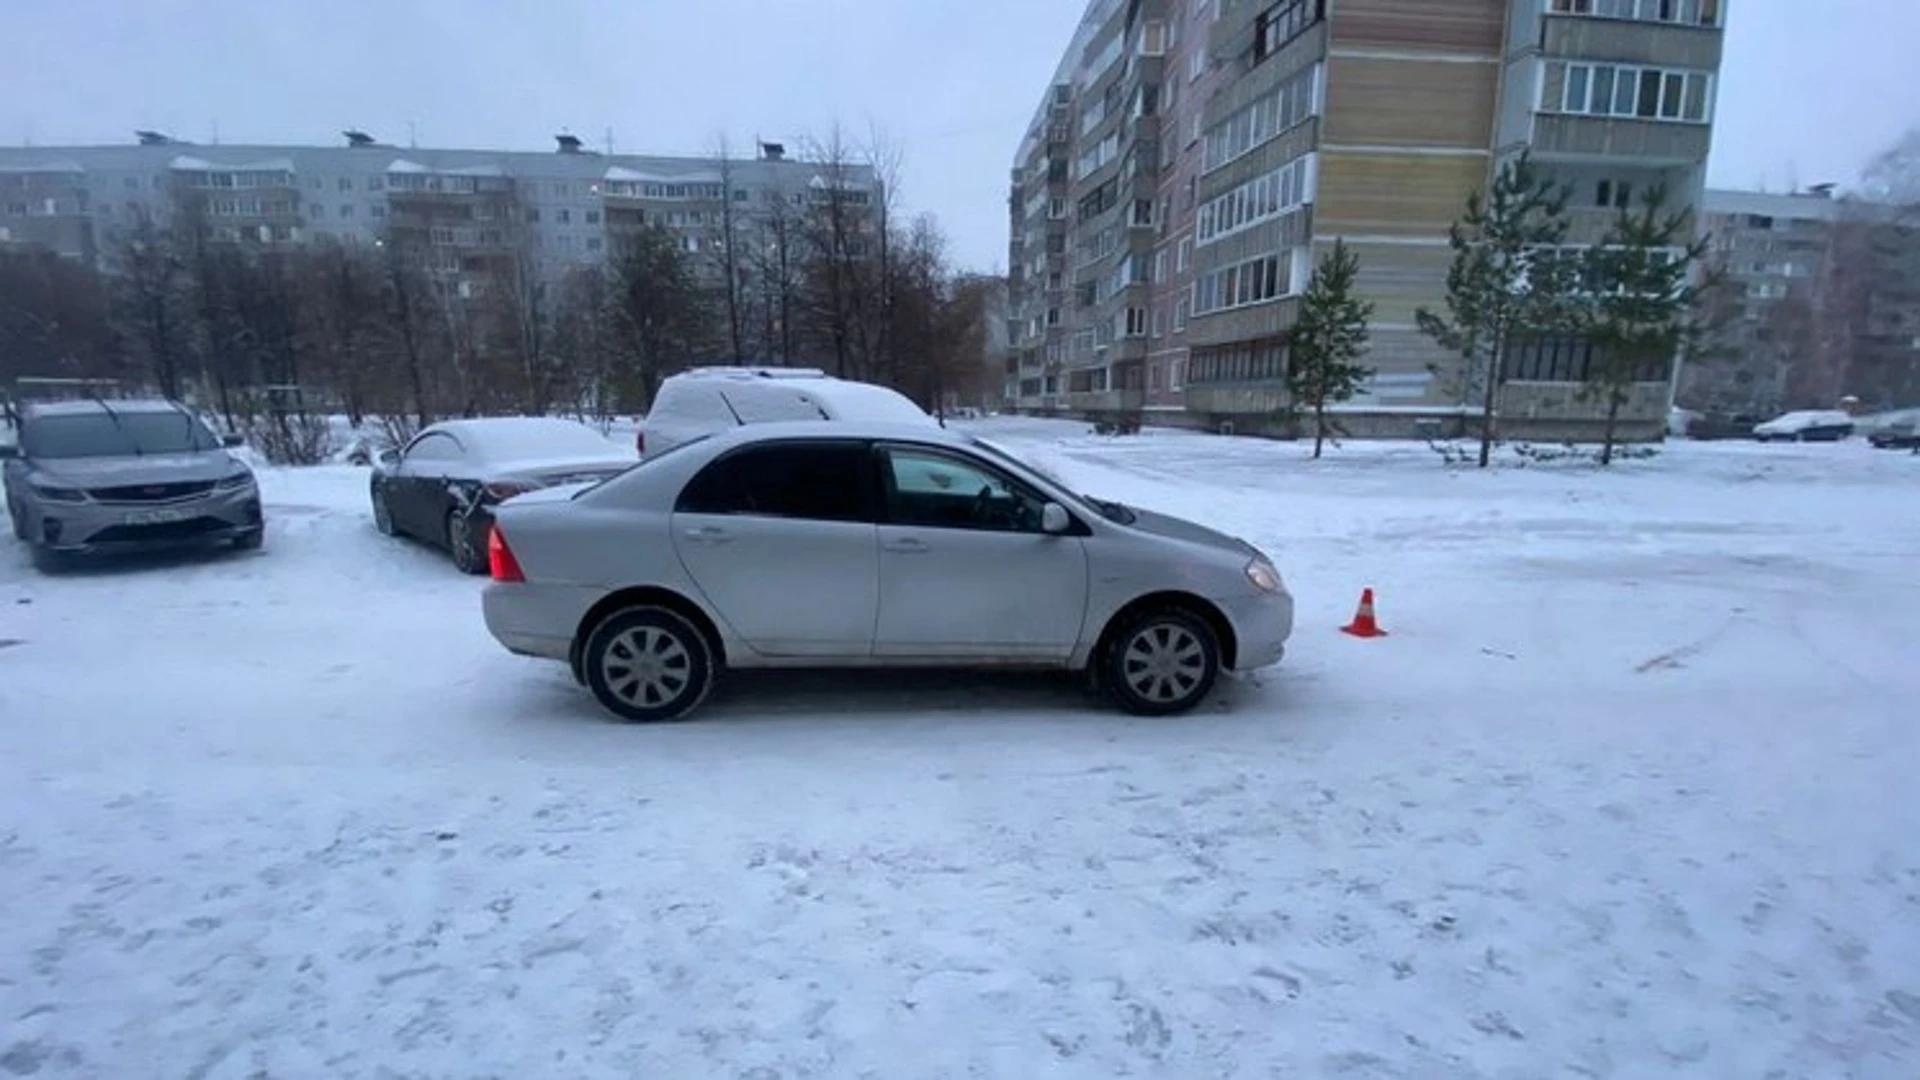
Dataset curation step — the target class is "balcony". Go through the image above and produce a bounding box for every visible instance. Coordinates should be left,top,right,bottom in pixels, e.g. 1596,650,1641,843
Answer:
1541,15,1722,70
1184,383,1287,415
1531,114,1712,165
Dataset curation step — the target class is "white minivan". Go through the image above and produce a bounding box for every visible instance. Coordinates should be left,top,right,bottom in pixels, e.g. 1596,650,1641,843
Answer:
638,367,936,458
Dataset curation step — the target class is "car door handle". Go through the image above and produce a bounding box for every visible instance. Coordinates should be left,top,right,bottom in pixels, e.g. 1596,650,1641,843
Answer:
883,537,930,555
684,526,734,544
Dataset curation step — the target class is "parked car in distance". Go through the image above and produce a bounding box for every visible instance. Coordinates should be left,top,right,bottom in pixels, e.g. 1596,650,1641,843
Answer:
1753,410,1855,442
481,421,1294,722
2,398,261,570
639,366,935,459
370,417,636,574
1868,418,1920,450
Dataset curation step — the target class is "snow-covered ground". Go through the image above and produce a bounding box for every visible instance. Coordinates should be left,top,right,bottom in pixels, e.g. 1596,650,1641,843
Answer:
3,420,1917,1078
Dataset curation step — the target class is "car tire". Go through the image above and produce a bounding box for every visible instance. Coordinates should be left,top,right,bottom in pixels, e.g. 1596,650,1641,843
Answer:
233,528,265,551
580,607,715,723
28,544,67,574
1103,607,1221,716
372,488,396,536
446,510,486,575
6,498,23,541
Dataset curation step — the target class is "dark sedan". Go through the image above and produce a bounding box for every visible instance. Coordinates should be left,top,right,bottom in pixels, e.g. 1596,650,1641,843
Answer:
370,417,636,573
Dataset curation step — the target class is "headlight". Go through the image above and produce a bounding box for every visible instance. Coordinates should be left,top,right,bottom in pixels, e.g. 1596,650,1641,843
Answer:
1245,558,1283,593
30,482,86,503
215,471,256,491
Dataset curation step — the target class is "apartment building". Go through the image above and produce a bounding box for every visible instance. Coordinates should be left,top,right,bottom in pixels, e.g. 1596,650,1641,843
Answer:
1685,187,1920,420
1008,0,1727,440
0,131,876,292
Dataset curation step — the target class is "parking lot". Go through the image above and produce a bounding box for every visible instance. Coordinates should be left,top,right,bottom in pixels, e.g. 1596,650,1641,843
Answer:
4,420,1918,1077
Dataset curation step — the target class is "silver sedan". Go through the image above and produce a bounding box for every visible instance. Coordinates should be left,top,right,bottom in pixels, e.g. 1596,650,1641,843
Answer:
481,421,1293,721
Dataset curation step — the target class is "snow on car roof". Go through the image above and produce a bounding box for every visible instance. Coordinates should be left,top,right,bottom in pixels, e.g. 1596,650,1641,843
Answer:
23,398,185,417
435,417,629,462
793,379,935,425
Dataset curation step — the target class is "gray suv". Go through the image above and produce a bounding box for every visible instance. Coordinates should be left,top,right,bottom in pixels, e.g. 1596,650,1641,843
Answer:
3,399,264,569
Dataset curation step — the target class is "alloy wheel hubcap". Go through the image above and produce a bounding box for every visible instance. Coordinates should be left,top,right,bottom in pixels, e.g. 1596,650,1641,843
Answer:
1123,623,1206,703
602,626,693,708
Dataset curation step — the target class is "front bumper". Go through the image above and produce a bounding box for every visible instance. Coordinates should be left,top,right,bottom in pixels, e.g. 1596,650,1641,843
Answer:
1214,587,1294,672
27,486,264,553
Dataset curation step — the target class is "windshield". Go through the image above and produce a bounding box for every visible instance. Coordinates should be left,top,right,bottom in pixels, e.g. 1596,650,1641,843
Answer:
969,435,1136,525
24,410,221,459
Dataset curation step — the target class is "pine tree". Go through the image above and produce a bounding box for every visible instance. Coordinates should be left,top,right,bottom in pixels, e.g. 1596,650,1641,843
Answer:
1417,152,1577,468
1286,239,1374,459
1581,184,1711,465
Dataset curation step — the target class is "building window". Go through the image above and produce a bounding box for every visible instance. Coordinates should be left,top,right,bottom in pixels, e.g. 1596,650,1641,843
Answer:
1173,296,1190,332
1596,180,1633,209
1253,0,1323,62
1193,251,1296,315
1197,152,1316,246
1203,64,1320,172
370,205,385,218
1504,333,1672,383
556,208,572,224
337,177,352,191
1549,0,1721,28
1177,237,1192,272
1551,62,1712,123
585,210,601,224
587,237,603,252
338,204,353,219
1132,199,1154,226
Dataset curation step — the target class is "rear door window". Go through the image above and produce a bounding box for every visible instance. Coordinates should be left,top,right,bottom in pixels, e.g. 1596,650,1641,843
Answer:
676,441,875,523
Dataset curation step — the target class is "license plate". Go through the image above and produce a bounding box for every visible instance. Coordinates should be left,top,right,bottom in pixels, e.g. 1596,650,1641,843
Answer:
124,509,188,525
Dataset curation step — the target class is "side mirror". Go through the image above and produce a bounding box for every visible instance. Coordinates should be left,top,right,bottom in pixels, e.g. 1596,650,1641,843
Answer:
221,433,247,448
1041,502,1071,535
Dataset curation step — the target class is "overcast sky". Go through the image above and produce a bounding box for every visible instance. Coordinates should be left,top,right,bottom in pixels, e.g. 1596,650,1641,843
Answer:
5,0,1916,271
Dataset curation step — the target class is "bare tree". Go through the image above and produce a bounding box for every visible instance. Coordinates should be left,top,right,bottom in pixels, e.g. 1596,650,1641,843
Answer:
0,249,120,387
104,209,191,398
605,223,708,411
710,133,748,361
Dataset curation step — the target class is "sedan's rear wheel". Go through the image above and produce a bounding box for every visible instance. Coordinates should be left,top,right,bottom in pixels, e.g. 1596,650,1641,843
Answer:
446,510,486,575
581,607,715,722
1104,608,1220,716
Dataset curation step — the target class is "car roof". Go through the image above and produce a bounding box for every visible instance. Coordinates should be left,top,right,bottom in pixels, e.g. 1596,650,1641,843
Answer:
699,418,973,453
22,398,186,418
664,366,831,382
425,416,624,459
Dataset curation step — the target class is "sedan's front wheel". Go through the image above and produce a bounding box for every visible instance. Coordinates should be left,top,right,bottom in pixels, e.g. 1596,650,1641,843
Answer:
1104,608,1221,716
581,607,715,722
372,488,396,536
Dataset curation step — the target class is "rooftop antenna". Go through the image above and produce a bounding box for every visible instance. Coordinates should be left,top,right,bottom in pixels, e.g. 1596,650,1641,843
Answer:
604,127,614,155
211,118,220,145
408,120,417,149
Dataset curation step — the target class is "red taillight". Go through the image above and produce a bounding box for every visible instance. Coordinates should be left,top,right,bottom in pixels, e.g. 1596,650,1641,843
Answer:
488,525,525,583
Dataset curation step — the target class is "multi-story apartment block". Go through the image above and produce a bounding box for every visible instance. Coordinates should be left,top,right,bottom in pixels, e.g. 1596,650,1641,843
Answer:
1685,187,1920,421
0,131,876,298
1008,0,1727,440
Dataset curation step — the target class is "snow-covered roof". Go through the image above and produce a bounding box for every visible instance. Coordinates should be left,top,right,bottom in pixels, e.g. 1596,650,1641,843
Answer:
0,159,83,175
24,398,184,417
385,159,431,174
436,417,632,465
166,155,293,173
603,165,721,184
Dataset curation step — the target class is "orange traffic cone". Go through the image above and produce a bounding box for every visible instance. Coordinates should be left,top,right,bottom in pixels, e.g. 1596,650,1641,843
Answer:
1341,588,1388,638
